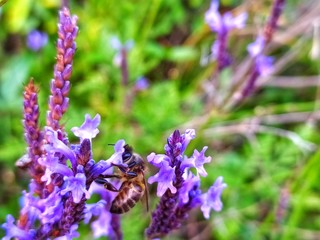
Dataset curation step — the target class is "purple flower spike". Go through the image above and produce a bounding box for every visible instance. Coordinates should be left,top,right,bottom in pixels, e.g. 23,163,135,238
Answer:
27,30,48,52
205,0,248,70
147,129,224,239
47,7,78,132
71,114,101,142
201,176,227,219
21,80,45,196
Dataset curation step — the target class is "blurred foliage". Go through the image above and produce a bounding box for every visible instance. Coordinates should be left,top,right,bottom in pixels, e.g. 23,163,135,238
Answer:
1,0,320,239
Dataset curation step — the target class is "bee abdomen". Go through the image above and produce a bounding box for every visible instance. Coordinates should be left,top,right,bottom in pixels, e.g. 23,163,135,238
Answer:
110,182,144,214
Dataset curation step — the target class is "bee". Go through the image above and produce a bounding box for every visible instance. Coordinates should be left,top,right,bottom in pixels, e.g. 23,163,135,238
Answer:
96,144,149,214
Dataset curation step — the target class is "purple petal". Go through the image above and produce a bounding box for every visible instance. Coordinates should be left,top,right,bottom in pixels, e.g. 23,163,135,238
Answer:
181,129,196,153
91,209,113,238
224,12,248,30
45,127,76,165
179,173,201,204
256,55,274,76
148,161,176,196
71,114,101,141
2,215,35,240
205,0,222,32
61,171,90,203
201,176,227,219
191,147,212,177
84,200,107,224
147,153,171,168
247,36,265,57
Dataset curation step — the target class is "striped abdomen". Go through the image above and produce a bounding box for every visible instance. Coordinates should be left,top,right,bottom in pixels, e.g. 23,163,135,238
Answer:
110,180,145,214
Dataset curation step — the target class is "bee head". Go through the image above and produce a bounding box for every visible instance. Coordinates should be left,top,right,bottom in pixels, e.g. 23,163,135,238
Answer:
122,144,133,163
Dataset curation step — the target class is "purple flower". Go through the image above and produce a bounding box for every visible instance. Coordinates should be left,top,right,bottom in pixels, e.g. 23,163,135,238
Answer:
37,187,64,224
178,173,201,204
188,147,212,177
2,215,35,240
148,160,176,196
134,77,149,91
84,200,107,224
26,30,48,51
201,176,227,219
247,36,265,57
91,209,113,238
61,168,90,203
71,114,101,142
247,36,274,76
205,0,247,33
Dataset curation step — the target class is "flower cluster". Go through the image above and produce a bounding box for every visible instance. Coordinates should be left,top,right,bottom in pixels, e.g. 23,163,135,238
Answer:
2,6,227,240
146,129,226,239
1,7,126,239
203,0,286,109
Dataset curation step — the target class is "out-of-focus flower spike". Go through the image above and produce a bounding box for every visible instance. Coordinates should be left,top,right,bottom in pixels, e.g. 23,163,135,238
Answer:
47,7,78,133
21,79,45,196
263,0,286,44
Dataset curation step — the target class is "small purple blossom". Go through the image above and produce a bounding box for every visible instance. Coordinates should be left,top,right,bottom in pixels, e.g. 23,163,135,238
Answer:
148,160,176,196
84,200,107,224
91,210,113,238
188,147,212,177
205,0,247,33
71,114,101,141
26,30,48,51
201,176,227,219
134,77,149,91
61,170,90,203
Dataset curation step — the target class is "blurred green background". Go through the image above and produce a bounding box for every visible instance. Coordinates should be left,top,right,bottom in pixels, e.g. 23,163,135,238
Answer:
1,0,320,239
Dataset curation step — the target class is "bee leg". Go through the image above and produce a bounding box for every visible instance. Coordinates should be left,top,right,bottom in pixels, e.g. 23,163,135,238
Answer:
111,163,128,173
126,171,138,178
99,174,121,179
95,178,119,192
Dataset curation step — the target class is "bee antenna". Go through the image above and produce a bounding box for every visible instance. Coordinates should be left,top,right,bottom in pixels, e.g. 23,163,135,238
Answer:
108,143,115,146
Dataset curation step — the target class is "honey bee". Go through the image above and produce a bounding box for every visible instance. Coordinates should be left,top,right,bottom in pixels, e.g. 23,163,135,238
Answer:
96,144,149,214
